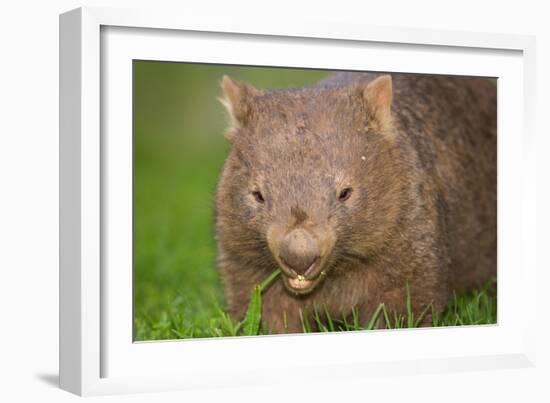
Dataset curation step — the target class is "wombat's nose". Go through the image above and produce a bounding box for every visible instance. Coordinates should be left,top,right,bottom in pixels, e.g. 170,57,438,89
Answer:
279,229,320,275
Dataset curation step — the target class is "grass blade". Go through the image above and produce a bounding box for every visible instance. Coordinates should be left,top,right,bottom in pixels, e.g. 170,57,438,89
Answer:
352,306,360,329
242,269,281,336
381,304,391,329
259,269,281,292
243,285,262,336
324,307,335,332
312,305,328,332
366,304,384,330
301,308,312,333
406,281,414,328
414,303,433,327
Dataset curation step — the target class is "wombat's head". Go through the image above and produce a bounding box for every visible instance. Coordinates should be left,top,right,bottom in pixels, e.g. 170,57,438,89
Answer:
216,74,402,295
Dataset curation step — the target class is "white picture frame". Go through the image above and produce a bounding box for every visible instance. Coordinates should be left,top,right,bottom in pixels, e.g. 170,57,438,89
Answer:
59,6,537,396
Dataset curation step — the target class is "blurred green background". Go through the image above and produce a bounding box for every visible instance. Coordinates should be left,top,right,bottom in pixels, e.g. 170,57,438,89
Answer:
133,61,330,340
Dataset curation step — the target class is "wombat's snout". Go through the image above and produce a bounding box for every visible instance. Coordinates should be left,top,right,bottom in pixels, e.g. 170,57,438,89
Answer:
267,220,335,294
279,229,320,276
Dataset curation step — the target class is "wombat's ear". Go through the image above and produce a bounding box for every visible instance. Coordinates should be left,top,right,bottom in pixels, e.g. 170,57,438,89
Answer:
219,75,259,141
361,75,393,132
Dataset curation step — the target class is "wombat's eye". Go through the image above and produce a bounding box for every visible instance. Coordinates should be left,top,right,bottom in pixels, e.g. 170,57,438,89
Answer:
252,191,265,204
338,188,353,202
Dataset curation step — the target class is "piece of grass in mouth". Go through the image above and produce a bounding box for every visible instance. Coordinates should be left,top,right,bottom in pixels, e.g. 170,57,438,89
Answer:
241,268,281,336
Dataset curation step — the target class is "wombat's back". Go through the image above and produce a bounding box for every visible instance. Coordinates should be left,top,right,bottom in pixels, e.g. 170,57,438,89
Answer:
320,72,497,291
398,74,496,291
392,74,497,289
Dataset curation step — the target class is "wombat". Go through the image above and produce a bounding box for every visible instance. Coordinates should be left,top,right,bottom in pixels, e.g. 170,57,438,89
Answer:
215,71,496,333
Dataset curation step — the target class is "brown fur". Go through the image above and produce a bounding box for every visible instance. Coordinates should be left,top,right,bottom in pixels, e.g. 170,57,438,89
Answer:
215,72,496,333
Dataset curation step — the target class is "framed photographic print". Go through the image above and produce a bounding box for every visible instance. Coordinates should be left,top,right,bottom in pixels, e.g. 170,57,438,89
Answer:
59,6,537,396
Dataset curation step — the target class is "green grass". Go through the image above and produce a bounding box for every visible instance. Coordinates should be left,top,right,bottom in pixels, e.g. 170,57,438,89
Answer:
134,262,496,340
132,61,497,341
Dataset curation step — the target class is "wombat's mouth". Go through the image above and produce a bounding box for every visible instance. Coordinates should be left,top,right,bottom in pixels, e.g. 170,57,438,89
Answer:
277,255,329,295
282,273,326,295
